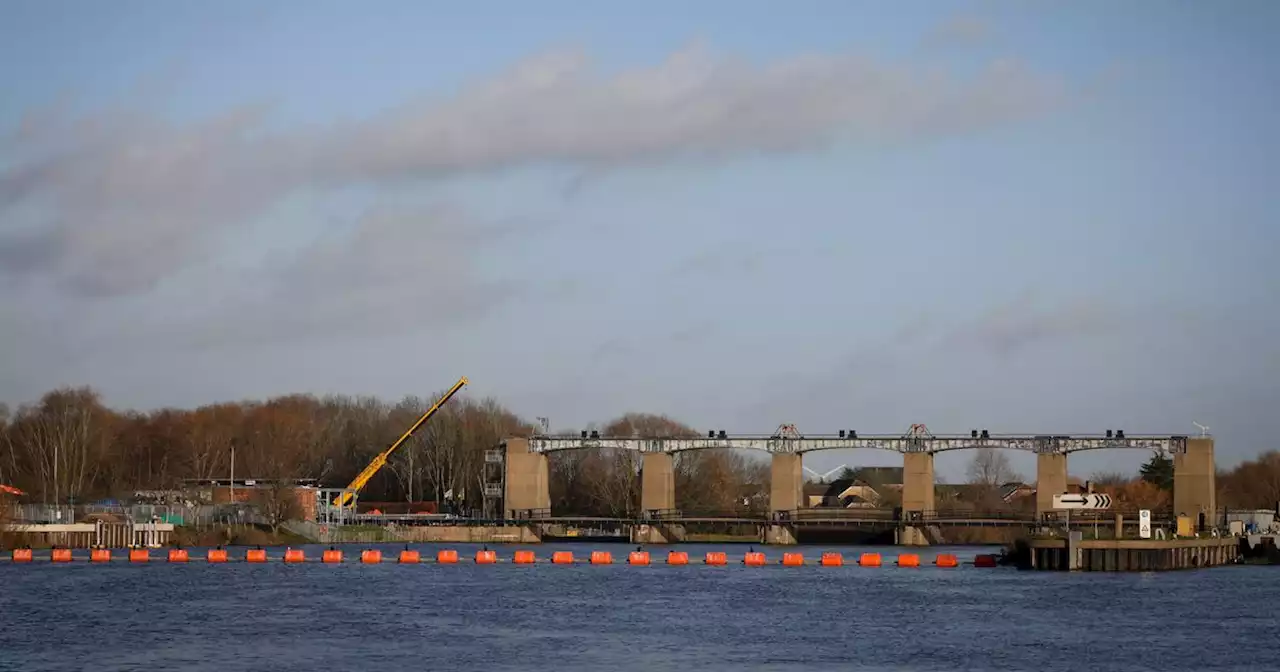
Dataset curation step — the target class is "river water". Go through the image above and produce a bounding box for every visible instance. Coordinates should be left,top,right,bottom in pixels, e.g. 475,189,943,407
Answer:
0,543,1275,672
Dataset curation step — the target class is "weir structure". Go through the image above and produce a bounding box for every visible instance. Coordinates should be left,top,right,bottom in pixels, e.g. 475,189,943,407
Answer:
499,424,1214,545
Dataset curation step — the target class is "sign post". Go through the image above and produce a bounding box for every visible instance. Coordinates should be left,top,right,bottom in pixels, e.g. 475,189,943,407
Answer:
1052,493,1113,542
1139,509,1152,539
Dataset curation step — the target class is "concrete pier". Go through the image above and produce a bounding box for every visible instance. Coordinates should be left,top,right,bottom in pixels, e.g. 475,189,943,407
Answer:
503,438,550,517
769,453,803,513
1027,537,1238,571
640,452,675,513
1174,438,1216,526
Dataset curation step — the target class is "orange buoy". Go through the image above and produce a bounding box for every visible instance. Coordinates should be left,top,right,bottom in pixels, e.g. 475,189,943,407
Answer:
437,549,459,564
475,550,497,564
12,548,33,563
897,553,920,567
167,549,189,563
590,551,613,565
321,549,343,564
743,552,766,566
934,553,959,568
246,549,267,563
552,551,574,564
974,554,998,568
704,551,728,566
820,552,844,567
782,552,805,567
283,548,306,563
858,553,882,567
667,551,689,565
360,549,382,564
398,549,421,564
129,548,150,563
207,549,228,563
628,551,650,566
513,550,536,564
90,548,111,563
51,548,73,563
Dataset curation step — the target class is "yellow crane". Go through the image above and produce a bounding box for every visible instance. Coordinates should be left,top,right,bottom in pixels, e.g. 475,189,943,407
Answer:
331,376,468,508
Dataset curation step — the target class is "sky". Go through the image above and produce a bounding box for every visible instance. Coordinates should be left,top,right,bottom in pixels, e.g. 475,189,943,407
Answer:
2,0,1278,482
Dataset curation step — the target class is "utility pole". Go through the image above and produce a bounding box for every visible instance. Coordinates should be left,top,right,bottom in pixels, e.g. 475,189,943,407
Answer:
229,441,236,504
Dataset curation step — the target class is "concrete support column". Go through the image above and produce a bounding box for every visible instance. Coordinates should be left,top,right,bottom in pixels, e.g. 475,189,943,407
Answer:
1036,453,1068,520
503,438,550,518
901,452,936,515
770,453,804,513
640,452,676,514
1174,438,1216,526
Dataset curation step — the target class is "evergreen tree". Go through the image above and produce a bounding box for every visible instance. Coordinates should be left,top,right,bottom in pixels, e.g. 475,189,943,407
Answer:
1139,452,1174,491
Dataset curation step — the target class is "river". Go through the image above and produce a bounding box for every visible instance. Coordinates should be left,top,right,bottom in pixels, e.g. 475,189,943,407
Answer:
0,543,1274,671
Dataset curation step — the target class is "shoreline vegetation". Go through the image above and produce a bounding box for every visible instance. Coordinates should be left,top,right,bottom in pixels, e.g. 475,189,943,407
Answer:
2,386,1278,523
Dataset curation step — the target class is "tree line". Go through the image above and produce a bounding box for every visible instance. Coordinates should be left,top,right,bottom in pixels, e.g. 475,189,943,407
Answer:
0,387,767,515
1,386,1276,514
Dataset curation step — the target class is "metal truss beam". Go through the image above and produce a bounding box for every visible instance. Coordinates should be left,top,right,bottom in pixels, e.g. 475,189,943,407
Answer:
527,434,1188,455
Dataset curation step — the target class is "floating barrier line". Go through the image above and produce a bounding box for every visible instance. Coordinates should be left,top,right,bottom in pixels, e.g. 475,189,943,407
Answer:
3,550,991,566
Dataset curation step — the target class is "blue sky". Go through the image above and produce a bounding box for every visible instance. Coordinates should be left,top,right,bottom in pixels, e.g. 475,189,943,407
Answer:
2,0,1277,481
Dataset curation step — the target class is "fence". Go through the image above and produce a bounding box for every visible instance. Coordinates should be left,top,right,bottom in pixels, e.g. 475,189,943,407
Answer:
4,503,265,528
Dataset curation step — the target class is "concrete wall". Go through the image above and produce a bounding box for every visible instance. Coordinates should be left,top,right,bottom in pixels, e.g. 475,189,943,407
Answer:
397,525,540,543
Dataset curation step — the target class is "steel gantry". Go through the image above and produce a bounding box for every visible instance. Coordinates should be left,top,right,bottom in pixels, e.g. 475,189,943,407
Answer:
527,423,1189,455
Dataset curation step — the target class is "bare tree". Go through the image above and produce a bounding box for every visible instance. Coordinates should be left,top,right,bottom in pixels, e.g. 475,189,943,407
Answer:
6,388,112,504
259,480,303,534
966,448,1018,487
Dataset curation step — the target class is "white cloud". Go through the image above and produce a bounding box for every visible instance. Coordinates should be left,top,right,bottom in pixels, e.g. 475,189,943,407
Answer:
1,44,1067,298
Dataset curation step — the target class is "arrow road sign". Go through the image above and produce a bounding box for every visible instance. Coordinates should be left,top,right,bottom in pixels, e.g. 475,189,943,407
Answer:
1052,493,1112,510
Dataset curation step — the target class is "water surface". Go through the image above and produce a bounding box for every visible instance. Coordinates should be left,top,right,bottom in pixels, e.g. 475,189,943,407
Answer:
1,543,1273,671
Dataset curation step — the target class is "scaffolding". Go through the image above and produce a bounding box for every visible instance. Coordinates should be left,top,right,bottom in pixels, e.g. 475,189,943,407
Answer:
483,446,505,519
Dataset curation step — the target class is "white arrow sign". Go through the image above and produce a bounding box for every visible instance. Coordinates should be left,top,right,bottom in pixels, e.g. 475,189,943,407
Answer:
1052,493,1112,510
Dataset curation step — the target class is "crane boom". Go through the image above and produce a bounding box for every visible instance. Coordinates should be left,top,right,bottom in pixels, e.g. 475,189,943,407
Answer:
332,376,468,508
